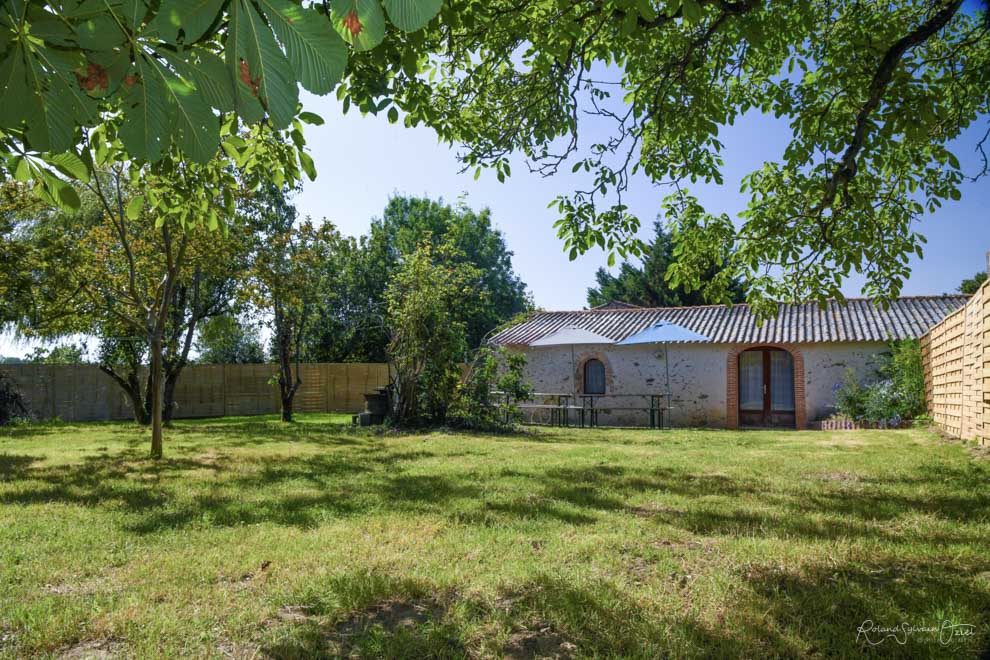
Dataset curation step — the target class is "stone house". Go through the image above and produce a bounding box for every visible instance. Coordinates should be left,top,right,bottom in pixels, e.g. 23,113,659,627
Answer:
489,296,967,429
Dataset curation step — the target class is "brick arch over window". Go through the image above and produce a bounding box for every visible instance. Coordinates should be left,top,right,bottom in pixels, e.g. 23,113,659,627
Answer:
575,351,615,394
726,344,806,430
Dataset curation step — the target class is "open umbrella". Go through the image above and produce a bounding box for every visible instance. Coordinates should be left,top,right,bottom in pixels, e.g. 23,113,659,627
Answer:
617,321,710,428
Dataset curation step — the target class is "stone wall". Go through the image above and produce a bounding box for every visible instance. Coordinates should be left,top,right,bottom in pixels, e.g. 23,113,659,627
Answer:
518,341,888,428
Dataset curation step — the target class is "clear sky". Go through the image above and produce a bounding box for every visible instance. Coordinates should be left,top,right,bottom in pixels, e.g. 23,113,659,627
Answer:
2,78,988,358
292,90,990,312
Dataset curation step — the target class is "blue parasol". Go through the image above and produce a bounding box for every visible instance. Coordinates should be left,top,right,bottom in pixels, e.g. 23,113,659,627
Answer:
617,322,710,428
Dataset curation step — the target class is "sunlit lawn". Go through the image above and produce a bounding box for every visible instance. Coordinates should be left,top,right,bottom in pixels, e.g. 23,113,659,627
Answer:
1,415,988,658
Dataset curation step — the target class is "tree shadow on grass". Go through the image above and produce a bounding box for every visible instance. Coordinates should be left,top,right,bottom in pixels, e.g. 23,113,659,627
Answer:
526,462,990,546
740,559,990,658
166,418,367,448
258,562,989,658
3,431,989,548
0,453,37,479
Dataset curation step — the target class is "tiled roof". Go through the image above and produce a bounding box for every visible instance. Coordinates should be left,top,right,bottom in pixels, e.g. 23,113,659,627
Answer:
491,296,969,346
591,300,642,310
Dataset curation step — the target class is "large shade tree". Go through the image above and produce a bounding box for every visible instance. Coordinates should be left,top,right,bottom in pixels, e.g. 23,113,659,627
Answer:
0,0,444,193
307,196,531,362
341,0,990,314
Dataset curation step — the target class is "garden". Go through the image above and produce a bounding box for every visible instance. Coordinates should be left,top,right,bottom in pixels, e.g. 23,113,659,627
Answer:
1,416,988,657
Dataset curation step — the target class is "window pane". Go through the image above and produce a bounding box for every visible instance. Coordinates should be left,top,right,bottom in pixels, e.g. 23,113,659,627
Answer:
584,359,605,394
770,350,795,411
739,351,763,410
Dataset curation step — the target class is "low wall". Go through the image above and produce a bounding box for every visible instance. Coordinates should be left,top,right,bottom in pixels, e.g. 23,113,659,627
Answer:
1,363,390,422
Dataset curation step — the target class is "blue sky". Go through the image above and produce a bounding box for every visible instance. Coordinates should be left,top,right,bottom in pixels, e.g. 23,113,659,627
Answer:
3,66,988,358
292,91,990,312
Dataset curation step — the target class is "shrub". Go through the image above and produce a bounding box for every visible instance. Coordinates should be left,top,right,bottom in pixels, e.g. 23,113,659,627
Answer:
450,347,533,430
832,339,926,426
880,339,926,419
0,370,29,426
834,369,866,420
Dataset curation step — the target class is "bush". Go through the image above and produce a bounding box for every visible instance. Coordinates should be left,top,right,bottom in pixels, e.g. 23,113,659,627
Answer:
450,347,533,430
833,339,926,426
0,370,29,426
834,369,866,420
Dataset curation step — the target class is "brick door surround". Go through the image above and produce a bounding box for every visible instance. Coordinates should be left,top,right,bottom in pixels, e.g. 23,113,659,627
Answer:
726,344,806,430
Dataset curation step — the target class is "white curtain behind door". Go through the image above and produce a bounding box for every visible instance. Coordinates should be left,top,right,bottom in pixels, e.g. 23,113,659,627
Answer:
739,351,763,410
770,351,795,411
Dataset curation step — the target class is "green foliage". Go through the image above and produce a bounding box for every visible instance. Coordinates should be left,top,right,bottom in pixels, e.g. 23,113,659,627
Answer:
834,340,926,425
0,0,442,192
348,0,990,311
25,343,87,365
0,369,29,425
882,339,927,419
0,182,84,326
2,124,295,444
239,184,342,421
386,240,479,426
195,315,266,364
834,370,867,422
449,347,533,430
958,271,987,295
587,220,745,308
307,196,531,362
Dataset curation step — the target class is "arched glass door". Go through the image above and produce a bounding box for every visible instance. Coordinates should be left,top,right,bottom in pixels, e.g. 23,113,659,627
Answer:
738,348,795,428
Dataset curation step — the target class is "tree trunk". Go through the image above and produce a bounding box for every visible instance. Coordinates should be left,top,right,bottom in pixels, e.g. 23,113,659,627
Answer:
149,332,164,459
130,380,150,426
162,269,203,426
99,365,149,425
162,371,178,426
274,303,300,423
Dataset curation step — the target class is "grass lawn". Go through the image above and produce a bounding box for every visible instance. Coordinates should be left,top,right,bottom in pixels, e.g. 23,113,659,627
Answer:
1,416,988,658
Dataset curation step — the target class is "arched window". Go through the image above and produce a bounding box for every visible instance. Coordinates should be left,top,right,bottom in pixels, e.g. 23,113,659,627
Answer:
583,359,606,394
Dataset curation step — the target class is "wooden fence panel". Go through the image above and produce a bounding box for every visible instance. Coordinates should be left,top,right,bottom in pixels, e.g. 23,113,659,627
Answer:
922,278,990,444
1,363,389,422
172,364,226,419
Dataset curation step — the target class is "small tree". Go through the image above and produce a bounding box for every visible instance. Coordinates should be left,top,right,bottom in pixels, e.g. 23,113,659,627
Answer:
386,241,480,426
242,186,340,422
4,122,305,456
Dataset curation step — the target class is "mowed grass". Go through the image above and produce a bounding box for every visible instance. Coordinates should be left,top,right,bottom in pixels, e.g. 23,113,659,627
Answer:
1,416,988,658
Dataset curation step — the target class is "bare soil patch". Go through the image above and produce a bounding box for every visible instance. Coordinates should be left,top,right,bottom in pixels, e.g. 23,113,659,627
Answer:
58,638,123,659
324,598,445,652
503,621,577,659
626,503,681,517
